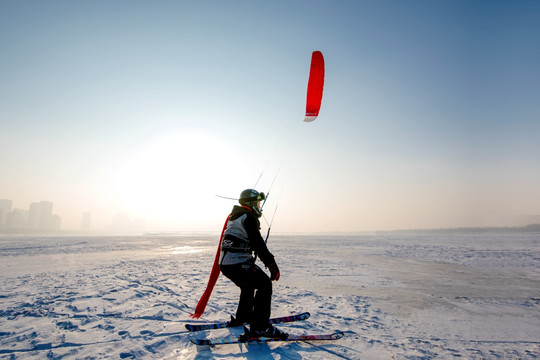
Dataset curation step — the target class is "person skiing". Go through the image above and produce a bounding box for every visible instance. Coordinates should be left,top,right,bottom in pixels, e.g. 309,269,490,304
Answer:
219,189,286,339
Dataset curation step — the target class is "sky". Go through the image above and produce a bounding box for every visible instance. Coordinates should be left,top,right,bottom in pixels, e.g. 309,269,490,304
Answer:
1,0,539,233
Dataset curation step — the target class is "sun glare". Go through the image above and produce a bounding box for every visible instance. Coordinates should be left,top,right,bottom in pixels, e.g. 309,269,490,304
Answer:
111,129,243,227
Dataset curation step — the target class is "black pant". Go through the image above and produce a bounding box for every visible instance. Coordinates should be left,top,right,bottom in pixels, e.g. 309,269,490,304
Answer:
220,262,272,331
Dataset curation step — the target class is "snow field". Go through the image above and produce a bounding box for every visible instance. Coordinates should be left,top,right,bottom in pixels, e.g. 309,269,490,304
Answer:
1,233,539,359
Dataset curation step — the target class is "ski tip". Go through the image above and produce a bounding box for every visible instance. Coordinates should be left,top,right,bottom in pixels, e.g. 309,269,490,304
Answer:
332,331,345,340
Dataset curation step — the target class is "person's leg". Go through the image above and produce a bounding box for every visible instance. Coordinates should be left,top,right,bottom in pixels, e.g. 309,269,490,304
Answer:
236,286,255,323
248,265,272,331
245,265,286,339
220,263,258,324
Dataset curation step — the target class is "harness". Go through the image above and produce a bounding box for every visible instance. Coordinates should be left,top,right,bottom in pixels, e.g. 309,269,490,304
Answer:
221,214,251,253
219,207,258,266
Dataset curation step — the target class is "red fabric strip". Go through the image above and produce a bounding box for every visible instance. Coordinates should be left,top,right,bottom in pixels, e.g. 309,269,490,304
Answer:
190,214,230,319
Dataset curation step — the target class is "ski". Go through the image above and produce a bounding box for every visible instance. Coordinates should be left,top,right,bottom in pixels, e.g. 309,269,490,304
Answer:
190,330,344,346
185,312,310,332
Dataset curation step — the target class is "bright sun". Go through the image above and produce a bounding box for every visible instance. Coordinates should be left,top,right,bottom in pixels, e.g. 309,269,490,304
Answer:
111,128,247,228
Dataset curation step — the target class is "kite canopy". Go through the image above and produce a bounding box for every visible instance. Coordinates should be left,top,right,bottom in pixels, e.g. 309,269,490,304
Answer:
304,51,325,122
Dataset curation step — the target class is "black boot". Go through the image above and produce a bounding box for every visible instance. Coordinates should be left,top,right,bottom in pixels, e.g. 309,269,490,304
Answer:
227,315,246,327
249,324,288,340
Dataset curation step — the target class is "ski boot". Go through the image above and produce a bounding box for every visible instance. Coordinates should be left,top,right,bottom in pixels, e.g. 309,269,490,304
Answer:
226,315,245,327
249,324,288,340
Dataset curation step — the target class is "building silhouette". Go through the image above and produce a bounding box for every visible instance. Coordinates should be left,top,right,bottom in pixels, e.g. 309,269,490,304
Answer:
81,212,91,231
0,199,12,228
0,199,61,232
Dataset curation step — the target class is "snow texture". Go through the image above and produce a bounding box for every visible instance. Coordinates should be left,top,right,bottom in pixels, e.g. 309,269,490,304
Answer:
1,233,539,359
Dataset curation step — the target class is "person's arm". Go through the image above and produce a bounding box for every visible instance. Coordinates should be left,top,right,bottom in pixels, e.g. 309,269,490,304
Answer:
244,215,280,280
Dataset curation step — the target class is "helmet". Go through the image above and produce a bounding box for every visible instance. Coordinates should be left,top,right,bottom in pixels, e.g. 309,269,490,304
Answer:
239,189,265,217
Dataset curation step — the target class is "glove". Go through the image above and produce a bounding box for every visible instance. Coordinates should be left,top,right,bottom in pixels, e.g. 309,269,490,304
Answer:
268,262,280,281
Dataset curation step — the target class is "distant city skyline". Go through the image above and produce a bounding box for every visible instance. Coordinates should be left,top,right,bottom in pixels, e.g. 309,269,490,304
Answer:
0,199,61,232
0,198,146,233
1,196,539,234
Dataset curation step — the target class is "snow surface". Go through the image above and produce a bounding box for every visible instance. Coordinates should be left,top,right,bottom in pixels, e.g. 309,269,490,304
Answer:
1,232,539,359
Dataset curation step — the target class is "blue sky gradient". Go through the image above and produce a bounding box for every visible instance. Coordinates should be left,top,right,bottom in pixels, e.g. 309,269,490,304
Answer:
1,1,539,232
